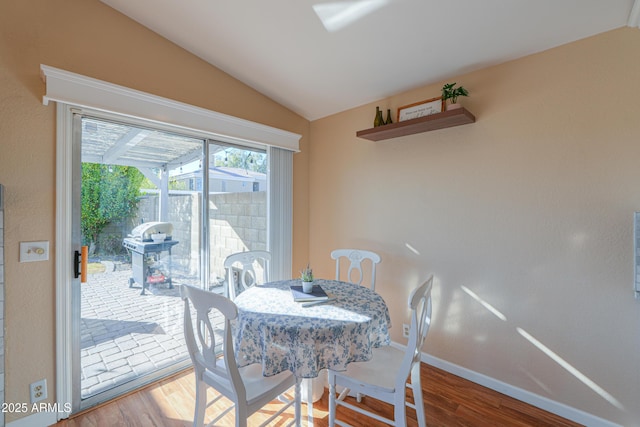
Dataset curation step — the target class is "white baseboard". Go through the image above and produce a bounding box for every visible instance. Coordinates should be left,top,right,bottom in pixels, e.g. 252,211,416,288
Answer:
390,341,621,427
6,411,57,427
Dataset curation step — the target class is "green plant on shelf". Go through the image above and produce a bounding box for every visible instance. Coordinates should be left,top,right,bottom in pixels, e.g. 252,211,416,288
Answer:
441,82,469,105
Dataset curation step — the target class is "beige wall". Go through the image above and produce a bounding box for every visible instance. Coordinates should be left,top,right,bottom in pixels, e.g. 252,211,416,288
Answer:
3,0,639,425
309,27,640,426
0,0,309,423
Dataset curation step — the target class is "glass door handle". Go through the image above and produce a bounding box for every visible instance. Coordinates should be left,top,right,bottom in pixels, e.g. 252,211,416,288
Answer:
74,246,88,282
74,250,81,279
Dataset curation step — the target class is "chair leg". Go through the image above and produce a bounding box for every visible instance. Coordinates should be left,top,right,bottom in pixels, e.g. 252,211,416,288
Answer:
394,391,407,427
193,379,207,427
411,363,427,427
328,373,336,427
235,405,248,427
294,379,302,427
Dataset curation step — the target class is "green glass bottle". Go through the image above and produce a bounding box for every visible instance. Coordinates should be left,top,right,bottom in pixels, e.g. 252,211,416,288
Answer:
384,109,393,125
374,106,384,127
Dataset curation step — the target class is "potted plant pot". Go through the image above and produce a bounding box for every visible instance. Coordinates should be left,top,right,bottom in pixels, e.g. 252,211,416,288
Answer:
300,263,314,292
441,82,468,112
302,280,314,293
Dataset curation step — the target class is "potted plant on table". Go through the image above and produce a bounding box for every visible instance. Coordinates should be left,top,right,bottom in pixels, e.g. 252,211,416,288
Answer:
300,264,314,293
441,82,469,110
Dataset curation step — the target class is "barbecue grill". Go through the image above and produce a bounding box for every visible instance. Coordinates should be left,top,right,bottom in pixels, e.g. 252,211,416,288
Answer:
122,222,179,295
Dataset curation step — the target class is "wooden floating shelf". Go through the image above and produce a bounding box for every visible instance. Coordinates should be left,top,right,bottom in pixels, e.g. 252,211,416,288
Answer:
356,107,475,141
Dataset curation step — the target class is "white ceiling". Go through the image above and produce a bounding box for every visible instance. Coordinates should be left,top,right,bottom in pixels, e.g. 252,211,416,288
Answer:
101,0,638,121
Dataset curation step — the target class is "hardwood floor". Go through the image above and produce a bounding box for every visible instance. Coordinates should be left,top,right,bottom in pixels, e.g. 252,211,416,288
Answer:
55,363,583,427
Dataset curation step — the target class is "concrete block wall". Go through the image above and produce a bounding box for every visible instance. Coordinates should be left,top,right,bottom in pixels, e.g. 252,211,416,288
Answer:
209,191,267,282
136,191,267,284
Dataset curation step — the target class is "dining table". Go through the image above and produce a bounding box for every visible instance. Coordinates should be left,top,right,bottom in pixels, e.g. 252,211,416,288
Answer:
232,278,392,425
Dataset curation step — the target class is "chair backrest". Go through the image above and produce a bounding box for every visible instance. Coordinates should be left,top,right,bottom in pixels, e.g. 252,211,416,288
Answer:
181,285,247,403
396,276,433,391
330,248,381,291
223,250,271,300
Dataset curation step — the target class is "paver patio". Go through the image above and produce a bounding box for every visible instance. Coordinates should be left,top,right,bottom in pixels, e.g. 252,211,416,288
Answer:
81,262,223,398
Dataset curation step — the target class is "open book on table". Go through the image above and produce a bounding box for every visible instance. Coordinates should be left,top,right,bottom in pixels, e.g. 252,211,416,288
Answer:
290,284,329,302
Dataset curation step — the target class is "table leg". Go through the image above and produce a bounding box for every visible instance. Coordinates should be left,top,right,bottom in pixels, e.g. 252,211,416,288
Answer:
307,381,314,426
301,371,328,425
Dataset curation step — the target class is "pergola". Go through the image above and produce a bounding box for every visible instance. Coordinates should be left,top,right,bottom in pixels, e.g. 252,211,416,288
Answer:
80,116,224,221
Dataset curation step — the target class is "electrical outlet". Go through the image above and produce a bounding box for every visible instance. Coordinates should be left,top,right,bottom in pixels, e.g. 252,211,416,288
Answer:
30,379,47,404
402,323,410,338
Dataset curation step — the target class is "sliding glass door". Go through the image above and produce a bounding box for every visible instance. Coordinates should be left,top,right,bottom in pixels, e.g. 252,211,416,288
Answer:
206,145,268,290
71,112,274,412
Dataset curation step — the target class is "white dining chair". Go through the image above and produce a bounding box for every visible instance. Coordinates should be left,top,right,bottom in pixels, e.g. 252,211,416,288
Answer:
181,285,301,427
327,275,433,427
330,248,381,291
224,250,271,300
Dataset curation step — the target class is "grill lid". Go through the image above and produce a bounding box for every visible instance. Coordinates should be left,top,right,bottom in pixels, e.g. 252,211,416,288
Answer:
129,222,173,241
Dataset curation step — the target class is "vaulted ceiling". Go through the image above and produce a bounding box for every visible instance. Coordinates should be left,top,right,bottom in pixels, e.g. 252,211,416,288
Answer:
101,0,639,121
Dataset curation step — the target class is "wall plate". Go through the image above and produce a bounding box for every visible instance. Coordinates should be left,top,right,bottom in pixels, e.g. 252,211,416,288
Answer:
20,241,49,263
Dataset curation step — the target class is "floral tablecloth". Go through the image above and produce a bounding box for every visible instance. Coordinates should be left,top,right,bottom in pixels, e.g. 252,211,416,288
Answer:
232,279,392,378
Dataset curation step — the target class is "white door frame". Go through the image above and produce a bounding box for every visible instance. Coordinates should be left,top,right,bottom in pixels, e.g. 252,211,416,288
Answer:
48,65,300,420
55,103,76,419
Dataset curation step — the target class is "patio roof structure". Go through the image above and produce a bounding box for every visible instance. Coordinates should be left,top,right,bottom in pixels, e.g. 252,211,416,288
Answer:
81,116,210,221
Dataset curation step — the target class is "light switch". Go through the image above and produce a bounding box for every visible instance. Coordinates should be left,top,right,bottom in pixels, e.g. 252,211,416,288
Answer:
20,241,49,262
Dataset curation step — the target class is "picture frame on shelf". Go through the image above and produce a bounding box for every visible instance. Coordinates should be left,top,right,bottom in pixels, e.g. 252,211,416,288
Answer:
397,97,444,122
